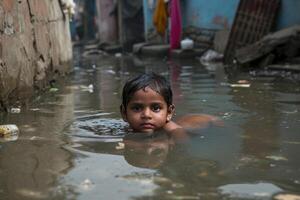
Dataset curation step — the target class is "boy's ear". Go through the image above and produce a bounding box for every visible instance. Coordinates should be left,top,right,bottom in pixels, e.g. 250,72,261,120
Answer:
167,104,175,122
120,105,127,122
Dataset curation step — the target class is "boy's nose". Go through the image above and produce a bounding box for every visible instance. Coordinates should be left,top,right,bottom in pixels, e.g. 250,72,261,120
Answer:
142,108,152,118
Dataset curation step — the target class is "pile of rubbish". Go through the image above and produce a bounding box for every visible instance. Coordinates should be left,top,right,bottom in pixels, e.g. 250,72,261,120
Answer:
235,25,300,72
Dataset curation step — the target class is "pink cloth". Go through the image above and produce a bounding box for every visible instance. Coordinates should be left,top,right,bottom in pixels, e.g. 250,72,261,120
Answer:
170,0,182,49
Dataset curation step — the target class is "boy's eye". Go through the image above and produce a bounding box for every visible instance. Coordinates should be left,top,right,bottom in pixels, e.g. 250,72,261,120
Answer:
130,105,142,112
151,104,161,112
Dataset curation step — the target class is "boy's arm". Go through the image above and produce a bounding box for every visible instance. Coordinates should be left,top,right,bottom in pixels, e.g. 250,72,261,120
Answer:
175,114,223,129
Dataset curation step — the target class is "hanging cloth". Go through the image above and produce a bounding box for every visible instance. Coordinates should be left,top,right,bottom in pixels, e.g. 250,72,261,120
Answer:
153,0,168,36
170,0,182,49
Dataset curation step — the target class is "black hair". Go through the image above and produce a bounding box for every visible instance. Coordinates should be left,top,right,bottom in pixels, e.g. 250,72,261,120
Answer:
121,73,173,109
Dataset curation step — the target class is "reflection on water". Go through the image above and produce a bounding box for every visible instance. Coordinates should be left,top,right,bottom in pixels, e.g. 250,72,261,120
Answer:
1,51,300,199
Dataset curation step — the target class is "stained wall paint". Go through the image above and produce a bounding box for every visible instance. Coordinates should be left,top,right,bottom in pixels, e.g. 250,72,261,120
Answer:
143,0,300,39
276,1,300,29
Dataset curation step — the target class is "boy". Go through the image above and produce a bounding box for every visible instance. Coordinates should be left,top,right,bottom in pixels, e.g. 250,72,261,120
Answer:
120,73,221,136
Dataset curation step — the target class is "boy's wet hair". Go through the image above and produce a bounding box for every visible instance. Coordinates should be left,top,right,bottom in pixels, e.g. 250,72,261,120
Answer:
122,73,173,109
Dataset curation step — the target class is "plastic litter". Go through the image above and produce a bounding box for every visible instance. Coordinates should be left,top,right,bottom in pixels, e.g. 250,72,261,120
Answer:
88,84,94,93
200,49,223,62
266,155,288,161
115,53,122,58
10,107,21,113
229,84,251,88
80,179,94,191
49,88,59,92
181,38,194,50
115,142,125,150
0,124,19,141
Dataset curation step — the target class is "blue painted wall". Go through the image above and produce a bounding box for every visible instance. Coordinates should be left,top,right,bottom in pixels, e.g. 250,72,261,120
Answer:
181,0,239,30
276,1,300,29
143,0,155,37
143,0,240,36
143,0,300,39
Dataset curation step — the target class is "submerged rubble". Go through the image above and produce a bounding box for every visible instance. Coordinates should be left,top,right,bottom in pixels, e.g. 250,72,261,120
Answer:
235,25,300,70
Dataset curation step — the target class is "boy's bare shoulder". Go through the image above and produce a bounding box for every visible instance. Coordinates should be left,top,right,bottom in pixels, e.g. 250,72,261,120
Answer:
163,121,182,132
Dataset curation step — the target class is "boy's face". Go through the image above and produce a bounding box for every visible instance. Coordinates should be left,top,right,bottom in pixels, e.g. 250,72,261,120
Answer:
121,87,173,134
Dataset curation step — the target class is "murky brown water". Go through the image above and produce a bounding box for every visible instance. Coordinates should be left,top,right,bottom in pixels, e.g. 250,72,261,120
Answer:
1,48,300,200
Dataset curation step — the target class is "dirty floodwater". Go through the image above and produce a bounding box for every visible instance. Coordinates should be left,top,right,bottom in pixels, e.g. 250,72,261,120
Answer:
1,48,300,200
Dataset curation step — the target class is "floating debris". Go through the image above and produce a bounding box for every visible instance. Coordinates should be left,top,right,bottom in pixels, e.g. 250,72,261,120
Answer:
115,53,122,58
281,110,298,114
218,182,282,199
10,107,21,113
30,108,41,112
0,124,19,142
266,155,288,161
283,141,300,145
105,69,116,75
49,87,59,92
229,83,251,88
80,179,94,191
16,188,47,199
115,142,125,150
79,85,94,93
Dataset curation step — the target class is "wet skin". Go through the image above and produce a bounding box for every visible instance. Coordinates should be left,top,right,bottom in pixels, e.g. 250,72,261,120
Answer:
121,87,174,134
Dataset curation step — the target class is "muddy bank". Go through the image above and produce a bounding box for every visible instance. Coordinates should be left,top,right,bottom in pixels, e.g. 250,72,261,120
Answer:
0,0,73,111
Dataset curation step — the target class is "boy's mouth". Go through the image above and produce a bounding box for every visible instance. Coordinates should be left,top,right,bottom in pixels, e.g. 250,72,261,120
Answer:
140,123,155,129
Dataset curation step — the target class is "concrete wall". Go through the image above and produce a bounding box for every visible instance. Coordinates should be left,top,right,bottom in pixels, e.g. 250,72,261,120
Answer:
143,0,300,41
181,0,239,30
0,0,72,111
276,1,300,30
95,0,118,43
143,0,239,41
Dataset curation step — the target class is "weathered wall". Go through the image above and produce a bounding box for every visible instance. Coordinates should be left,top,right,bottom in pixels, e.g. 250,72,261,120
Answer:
0,0,72,110
95,0,118,43
143,0,300,42
276,1,300,30
143,0,239,37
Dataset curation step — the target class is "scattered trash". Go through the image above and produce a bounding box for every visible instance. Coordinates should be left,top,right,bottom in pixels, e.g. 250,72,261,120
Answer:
237,80,249,84
218,182,283,199
266,155,288,161
0,124,19,141
82,49,104,58
221,112,233,119
79,85,94,93
283,141,300,145
166,190,173,194
200,49,223,62
281,109,298,114
224,80,251,88
30,108,41,112
10,107,21,113
115,53,122,58
181,38,194,50
80,179,94,191
115,142,125,150
105,69,116,75
61,0,76,17
229,83,251,88
88,84,94,93
49,87,59,92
